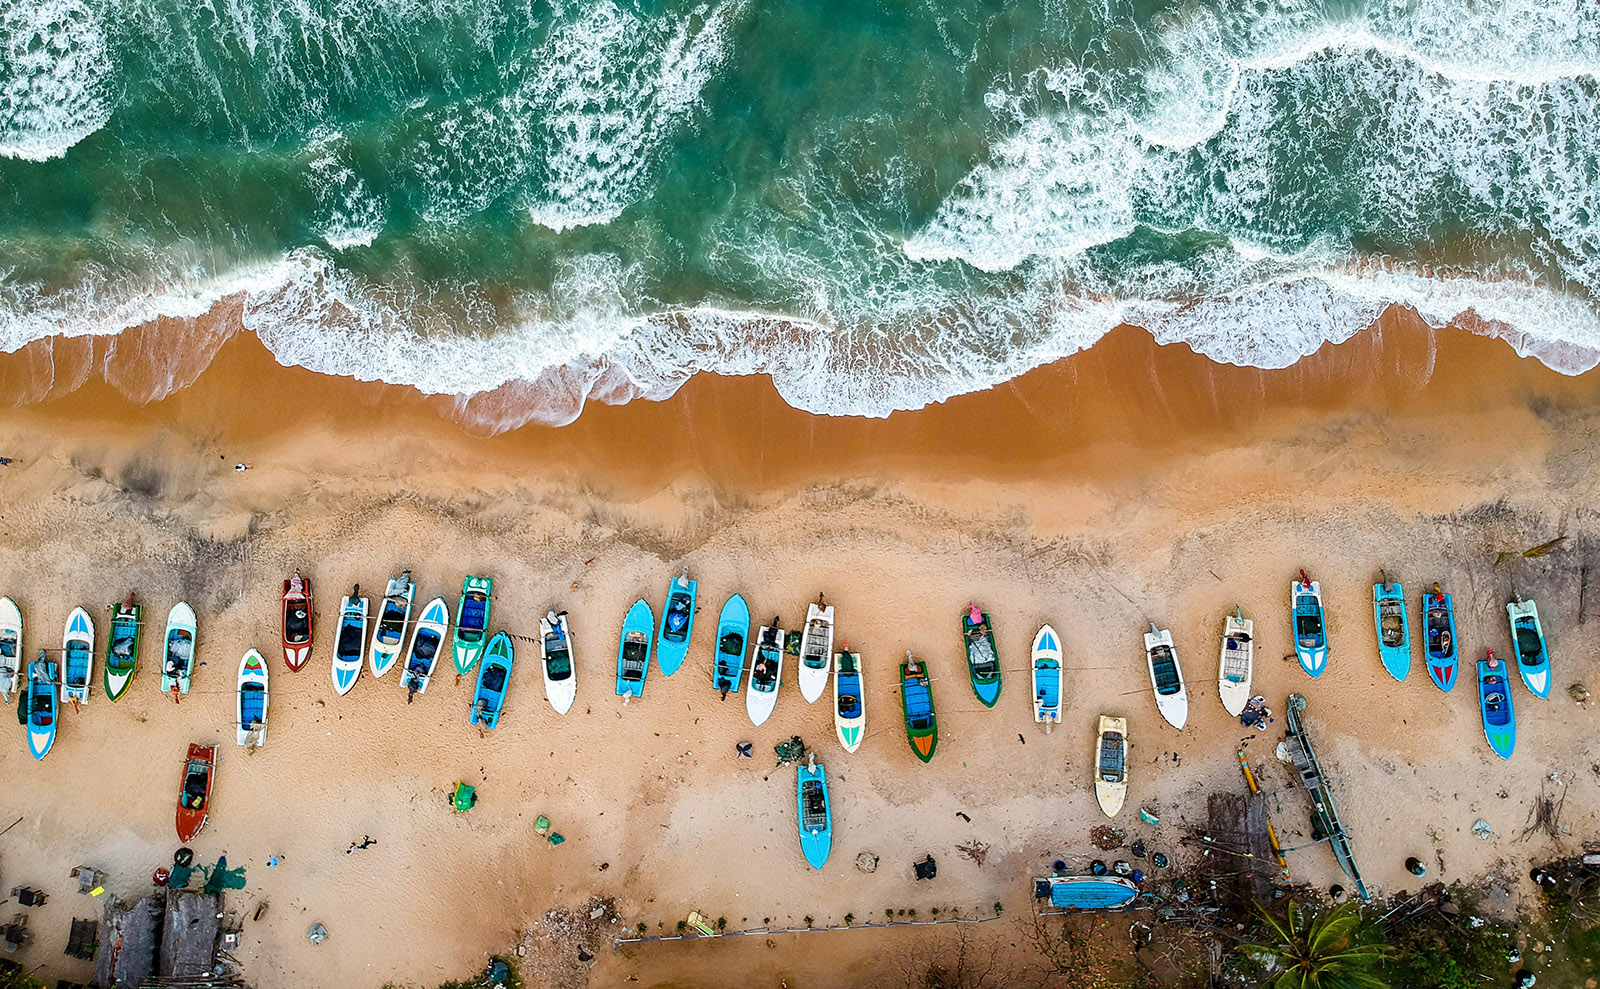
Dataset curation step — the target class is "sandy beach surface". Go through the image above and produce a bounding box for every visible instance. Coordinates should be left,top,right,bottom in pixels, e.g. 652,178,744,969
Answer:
2,310,1600,987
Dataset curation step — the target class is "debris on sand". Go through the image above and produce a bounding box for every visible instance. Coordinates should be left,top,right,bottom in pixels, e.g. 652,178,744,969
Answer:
521,896,618,989
956,840,990,866
855,852,879,874
1091,825,1126,850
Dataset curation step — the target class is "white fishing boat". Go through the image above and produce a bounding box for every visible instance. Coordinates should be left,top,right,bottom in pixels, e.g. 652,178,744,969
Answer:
401,596,449,701
0,596,20,703
1217,610,1253,717
369,569,415,678
1094,715,1128,818
332,589,369,696
540,610,577,715
747,620,785,726
60,607,94,706
236,649,269,747
161,602,197,697
833,649,865,752
1144,624,1188,730
797,600,834,704
1031,624,1062,727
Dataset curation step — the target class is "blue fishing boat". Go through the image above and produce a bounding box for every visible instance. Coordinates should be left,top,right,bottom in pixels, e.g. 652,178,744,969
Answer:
1422,583,1458,692
833,649,865,752
25,655,57,760
1291,572,1327,678
656,570,696,677
616,599,653,698
713,593,749,698
796,752,832,869
1372,576,1410,682
1477,649,1516,760
1032,875,1139,910
469,631,514,729
1506,599,1551,699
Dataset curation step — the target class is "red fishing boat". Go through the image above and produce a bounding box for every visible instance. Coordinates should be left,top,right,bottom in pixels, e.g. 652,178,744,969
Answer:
175,743,217,843
282,571,313,671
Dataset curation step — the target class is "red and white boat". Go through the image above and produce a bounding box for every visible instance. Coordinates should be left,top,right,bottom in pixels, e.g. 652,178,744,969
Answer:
282,571,313,671
176,743,217,843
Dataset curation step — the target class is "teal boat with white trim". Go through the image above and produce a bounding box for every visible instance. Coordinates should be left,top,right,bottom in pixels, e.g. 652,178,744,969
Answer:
1507,599,1551,699
616,599,653,699
796,752,833,869
656,569,696,677
713,593,749,698
451,575,493,675
469,631,514,729
1373,575,1410,682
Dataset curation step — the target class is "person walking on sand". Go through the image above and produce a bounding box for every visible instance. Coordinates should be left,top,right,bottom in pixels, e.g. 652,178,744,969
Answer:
346,835,377,854
234,463,250,472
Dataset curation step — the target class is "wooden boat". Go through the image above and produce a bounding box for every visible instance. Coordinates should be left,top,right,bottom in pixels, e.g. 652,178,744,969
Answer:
103,594,141,702
368,569,414,678
961,604,1001,707
797,599,835,704
402,597,449,701
60,607,94,707
1291,572,1328,678
1217,609,1252,716
1143,624,1187,730
25,655,56,760
161,603,197,697
1033,876,1138,910
281,571,313,671
1422,583,1458,692
899,652,938,762
1283,694,1370,901
1094,714,1128,818
451,575,493,675
615,599,653,699
1506,599,1551,699
746,619,784,726
796,751,833,869
1031,625,1062,726
1477,649,1516,760
833,649,865,752
655,570,696,677
175,743,217,842
236,649,269,747
539,610,576,715
0,596,21,704
1372,576,1410,682
332,587,369,696
713,593,749,698
469,631,514,729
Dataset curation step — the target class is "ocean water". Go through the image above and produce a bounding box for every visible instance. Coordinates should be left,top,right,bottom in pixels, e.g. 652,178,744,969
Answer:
3,0,1600,427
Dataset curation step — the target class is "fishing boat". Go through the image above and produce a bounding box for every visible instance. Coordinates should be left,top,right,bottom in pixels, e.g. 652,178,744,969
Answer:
0,596,21,704
746,619,784,726
1477,649,1516,760
1291,572,1328,678
332,588,369,696
713,593,750,698
281,571,313,671
368,569,414,678
962,604,1001,707
539,610,576,715
1033,875,1139,911
899,652,938,762
1094,715,1128,818
470,631,514,729
798,599,835,704
1031,625,1062,726
103,594,141,702
1506,599,1551,699
833,648,865,752
615,599,653,699
1143,624,1187,730
1422,583,1459,692
796,751,833,869
1283,695,1370,902
161,603,197,697
1217,609,1253,717
451,575,493,675
60,607,94,707
25,656,56,760
175,743,217,842
236,649,269,747
655,569,697,677
402,597,449,701
1372,575,1410,682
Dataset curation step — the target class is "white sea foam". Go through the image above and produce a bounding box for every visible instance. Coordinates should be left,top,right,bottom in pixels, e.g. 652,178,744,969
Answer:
0,0,114,160
307,137,386,249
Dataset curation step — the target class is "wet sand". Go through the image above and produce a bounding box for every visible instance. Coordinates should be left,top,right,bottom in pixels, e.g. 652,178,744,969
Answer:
1,310,1599,987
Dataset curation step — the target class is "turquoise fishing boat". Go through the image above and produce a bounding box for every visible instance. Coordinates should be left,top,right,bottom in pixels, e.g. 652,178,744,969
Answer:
1372,576,1410,682
1476,649,1515,760
615,599,653,698
1506,599,1551,699
713,593,749,697
469,631,514,729
796,752,833,869
24,655,57,760
656,570,696,677
1033,876,1139,910
1291,572,1327,678
1422,583,1458,692
451,575,493,675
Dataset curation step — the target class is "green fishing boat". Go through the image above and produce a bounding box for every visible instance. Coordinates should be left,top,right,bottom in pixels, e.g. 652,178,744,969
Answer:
104,594,141,702
899,652,938,762
961,603,1001,707
451,575,493,674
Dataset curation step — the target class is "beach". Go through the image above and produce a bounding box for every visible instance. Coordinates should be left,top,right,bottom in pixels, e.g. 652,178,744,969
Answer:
2,312,1600,987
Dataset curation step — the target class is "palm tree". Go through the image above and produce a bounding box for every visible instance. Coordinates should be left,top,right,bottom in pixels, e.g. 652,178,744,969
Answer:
1239,900,1392,989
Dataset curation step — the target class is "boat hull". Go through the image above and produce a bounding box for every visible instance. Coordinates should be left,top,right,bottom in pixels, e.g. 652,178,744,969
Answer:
615,600,654,698
1144,628,1188,730
900,660,938,762
25,660,57,760
176,743,216,843
281,574,313,671
1422,590,1459,692
1477,658,1517,760
796,760,833,869
0,596,20,704
1095,715,1128,818
1035,876,1138,910
103,600,140,702
331,595,369,696
746,624,784,725
1217,614,1252,717
60,607,94,705
236,649,269,747
1292,580,1328,678
451,576,494,675
540,610,577,715
1031,625,1062,724
161,603,197,696
713,594,750,696
402,597,450,698
655,574,697,677
797,603,834,704
470,632,515,729
962,608,1002,707
369,574,414,678
833,651,865,752
1372,582,1410,682
1507,600,1551,699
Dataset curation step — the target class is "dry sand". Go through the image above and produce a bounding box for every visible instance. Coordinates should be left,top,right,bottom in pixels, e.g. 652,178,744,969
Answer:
1,311,1599,987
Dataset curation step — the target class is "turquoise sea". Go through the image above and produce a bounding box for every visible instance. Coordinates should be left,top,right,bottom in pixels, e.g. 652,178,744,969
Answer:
2,0,1599,426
